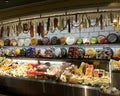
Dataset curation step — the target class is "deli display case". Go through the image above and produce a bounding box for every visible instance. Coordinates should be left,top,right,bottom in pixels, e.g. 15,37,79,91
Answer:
0,57,109,96
0,5,120,96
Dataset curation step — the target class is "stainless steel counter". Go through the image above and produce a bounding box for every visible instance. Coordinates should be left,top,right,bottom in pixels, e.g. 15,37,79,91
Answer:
0,76,100,96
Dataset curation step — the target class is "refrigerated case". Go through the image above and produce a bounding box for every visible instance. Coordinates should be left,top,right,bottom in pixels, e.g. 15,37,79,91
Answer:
0,6,120,96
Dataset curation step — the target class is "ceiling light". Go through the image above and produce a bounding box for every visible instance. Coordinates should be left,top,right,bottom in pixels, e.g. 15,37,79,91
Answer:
4,0,9,2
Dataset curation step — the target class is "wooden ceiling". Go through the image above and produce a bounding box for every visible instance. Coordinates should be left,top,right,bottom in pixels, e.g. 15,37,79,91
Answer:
0,0,120,20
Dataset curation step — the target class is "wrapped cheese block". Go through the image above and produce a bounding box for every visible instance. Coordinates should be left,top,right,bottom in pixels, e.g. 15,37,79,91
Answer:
85,65,93,77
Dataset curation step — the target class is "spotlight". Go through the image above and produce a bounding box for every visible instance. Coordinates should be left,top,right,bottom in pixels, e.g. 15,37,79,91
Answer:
4,0,9,2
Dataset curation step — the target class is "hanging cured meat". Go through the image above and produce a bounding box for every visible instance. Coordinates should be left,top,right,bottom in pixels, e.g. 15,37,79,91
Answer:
79,15,82,32
99,14,103,30
86,15,92,27
54,18,58,28
58,16,64,31
23,23,28,31
67,18,71,33
37,22,41,36
50,18,58,33
7,26,10,37
94,17,99,27
0,26,4,38
10,24,16,36
45,17,50,35
47,17,50,32
75,14,78,23
17,19,22,35
110,12,113,23
40,21,44,38
23,22,29,34
30,21,34,37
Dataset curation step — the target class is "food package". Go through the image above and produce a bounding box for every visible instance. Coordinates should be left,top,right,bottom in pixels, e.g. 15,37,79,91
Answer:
85,48,96,58
85,65,94,77
96,49,112,59
26,47,36,57
68,47,79,59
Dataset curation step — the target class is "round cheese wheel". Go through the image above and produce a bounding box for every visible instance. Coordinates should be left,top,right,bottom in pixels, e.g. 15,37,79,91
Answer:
4,39,10,46
97,35,106,44
61,48,67,57
115,48,120,58
76,38,83,44
10,39,18,46
51,36,58,45
24,38,30,46
60,36,66,45
66,35,76,45
42,37,49,45
0,40,4,46
18,39,24,46
30,38,38,46
107,33,118,43
78,48,85,58
85,48,96,58
90,37,97,44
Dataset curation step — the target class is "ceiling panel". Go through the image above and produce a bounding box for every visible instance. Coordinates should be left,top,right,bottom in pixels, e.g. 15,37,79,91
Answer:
0,0,64,9
0,0,119,20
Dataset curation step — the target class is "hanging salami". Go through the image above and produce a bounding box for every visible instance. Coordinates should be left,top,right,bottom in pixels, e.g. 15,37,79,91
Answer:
47,17,50,32
0,26,4,38
30,21,34,37
94,17,99,27
58,16,65,31
110,12,113,23
67,18,71,33
54,18,58,28
40,21,44,38
75,14,78,23
23,22,29,34
37,22,41,36
7,26,10,37
45,17,50,35
99,14,103,30
86,15,92,27
17,19,22,35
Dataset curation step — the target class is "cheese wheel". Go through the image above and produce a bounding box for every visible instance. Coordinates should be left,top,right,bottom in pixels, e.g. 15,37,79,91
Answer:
115,48,120,58
0,40,4,46
85,48,96,58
